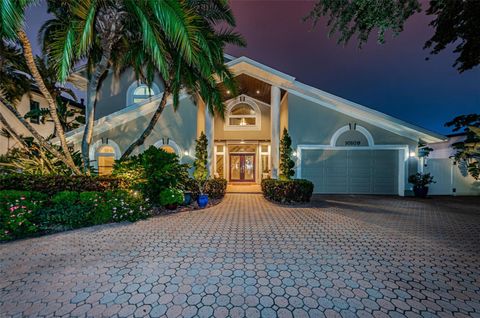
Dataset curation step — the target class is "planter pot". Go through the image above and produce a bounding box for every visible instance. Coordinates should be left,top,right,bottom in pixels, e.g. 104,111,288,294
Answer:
165,204,178,210
197,194,209,208
183,192,192,205
413,186,429,198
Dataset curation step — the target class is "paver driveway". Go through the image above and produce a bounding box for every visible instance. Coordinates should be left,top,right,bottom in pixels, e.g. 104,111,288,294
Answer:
1,194,480,318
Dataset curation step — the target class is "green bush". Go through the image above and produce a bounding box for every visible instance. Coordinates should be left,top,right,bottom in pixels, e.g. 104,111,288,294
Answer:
261,179,314,204
159,188,184,207
0,174,126,195
204,178,227,199
44,191,91,229
0,191,46,240
108,190,150,222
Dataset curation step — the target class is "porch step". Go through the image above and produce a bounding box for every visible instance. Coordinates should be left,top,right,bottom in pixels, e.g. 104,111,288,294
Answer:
226,184,262,194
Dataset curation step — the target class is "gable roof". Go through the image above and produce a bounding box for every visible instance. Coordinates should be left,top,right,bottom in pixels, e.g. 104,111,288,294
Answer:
67,55,446,144
226,56,445,143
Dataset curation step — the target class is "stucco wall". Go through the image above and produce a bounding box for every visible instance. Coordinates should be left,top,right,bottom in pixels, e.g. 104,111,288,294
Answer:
82,98,197,165
213,100,271,141
95,69,165,120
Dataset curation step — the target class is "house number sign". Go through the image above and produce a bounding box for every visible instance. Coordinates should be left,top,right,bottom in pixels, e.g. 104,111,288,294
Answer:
345,140,362,146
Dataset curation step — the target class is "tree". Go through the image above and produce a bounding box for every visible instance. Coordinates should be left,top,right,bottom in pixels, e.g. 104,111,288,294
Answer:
0,0,81,174
193,131,209,181
305,0,480,72
445,114,480,179
120,0,245,159
42,0,205,171
279,128,295,180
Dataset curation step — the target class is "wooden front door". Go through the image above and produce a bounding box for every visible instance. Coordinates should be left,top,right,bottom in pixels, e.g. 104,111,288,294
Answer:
230,154,255,182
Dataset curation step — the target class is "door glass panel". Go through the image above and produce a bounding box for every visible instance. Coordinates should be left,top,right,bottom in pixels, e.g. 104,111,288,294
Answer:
216,155,224,178
231,155,241,180
244,155,255,180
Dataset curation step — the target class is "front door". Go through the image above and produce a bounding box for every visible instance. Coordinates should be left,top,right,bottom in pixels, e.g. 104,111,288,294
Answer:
230,154,255,182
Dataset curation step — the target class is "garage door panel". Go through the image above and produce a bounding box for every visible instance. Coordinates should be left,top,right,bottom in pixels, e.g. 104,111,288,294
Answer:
302,149,398,195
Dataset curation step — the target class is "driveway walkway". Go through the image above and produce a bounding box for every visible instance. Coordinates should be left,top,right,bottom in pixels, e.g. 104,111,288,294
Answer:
1,194,480,317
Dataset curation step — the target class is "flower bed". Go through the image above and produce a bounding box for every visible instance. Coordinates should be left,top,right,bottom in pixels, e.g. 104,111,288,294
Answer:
261,179,314,204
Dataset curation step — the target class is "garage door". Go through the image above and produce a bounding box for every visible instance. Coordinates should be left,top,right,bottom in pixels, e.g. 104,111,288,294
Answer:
301,149,399,194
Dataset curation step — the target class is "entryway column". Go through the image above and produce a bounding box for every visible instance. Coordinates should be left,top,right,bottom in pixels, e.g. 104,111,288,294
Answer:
205,104,214,176
271,85,281,179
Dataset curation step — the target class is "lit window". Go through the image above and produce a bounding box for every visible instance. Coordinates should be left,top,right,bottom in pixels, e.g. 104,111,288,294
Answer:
133,85,155,104
228,103,256,126
96,145,115,176
160,145,176,154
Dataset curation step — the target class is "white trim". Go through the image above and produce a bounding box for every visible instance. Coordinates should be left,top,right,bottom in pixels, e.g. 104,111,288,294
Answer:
296,144,408,196
154,139,182,157
224,95,262,131
330,124,374,147
126,82,161,108
89,139,121,171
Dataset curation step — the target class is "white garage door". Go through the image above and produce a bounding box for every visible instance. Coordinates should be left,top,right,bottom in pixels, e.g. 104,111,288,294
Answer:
301,149,399,194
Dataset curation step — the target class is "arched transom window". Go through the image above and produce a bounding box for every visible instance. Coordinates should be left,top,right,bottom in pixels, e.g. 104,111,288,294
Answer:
225,97,261,130
126,82,161,107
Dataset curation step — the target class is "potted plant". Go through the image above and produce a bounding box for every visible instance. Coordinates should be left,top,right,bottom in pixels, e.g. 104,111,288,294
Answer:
408,173,435,198
196,180,209,209
193,132,209,209
159,188,184,210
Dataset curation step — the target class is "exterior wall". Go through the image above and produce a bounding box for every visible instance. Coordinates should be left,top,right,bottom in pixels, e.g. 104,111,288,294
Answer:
0,93,54,155
288,93,419,194
213,100,271,141
94,69,165,119
78,98,197,165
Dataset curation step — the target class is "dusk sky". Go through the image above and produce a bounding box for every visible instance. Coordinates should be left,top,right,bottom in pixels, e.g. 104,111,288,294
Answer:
26,1,479,135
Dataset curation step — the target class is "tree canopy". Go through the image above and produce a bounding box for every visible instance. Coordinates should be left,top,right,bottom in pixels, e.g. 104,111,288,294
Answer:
305,0,480,72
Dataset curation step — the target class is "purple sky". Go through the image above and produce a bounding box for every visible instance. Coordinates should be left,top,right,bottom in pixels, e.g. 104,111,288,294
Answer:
26,1,479,135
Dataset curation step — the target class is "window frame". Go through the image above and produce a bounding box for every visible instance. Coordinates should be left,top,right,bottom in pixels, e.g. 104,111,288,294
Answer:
224,96,261,131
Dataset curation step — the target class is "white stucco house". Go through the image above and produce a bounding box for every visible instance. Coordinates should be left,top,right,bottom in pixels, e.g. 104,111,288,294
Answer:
64,54,477,196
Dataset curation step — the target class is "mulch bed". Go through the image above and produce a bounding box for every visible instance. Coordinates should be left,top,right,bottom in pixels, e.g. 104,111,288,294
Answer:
152,197,223,216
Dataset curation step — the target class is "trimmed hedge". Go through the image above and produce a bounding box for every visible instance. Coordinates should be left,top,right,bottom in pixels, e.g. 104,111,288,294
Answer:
204,178,228,199
0,174,126,195
261,179,314,204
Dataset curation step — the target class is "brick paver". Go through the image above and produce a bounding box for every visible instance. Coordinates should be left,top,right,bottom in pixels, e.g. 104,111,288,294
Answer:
1,194,480,317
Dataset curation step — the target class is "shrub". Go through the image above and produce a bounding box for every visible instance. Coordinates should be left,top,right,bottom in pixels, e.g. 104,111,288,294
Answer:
159,188,184,207
261,179,314,204
108,190,150,222
0,191,46,240
0,174,126,195
44,191,91,229
204,178,227,199
408,173,436,188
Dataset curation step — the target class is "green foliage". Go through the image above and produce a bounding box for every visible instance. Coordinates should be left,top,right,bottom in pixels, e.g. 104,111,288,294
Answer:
261,179,314,204
445,114,480,180
305,0,480,72
159,188,184,207
408,173,436,188
203,178,227,199
0,191,46,241
0,174,126,196
112,154,145,191
140,146,190,204
279,128,295,180
418,140,434,158
107,190,150,223
193,132,209,182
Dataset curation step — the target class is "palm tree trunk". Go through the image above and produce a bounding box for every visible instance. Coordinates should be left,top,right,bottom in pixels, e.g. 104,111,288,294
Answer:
0,110,29,152
0,97,81,174
17,29,79,173
120,90,170,160
82,50,111,172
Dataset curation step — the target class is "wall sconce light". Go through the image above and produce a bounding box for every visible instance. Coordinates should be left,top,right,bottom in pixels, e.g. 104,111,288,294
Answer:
409,151,416,158
183,150,189,157
292,151,298,157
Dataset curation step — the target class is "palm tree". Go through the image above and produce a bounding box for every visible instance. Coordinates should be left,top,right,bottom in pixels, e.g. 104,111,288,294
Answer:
118,0,245,159
42,0,202,172
0,0,81,174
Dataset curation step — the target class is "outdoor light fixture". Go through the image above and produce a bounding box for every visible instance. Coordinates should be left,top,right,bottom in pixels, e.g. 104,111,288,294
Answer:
256,90,260,94
409,151,417,158
292,151,298,157
226,90,231,94
183,150,189,156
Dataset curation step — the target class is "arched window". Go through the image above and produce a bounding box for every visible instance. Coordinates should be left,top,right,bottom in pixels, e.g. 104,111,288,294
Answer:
126,82,161,107
160,145,176,154
154,139,182,156
225,97,261,130
96,145,116,176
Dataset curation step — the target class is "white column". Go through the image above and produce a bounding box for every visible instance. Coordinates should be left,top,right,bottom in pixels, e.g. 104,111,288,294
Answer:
271,86,281,179
205,105,214,177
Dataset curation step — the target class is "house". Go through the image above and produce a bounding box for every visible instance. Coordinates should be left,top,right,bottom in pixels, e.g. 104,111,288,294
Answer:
423,133,480,195
67,55,447,195
0,89,84,155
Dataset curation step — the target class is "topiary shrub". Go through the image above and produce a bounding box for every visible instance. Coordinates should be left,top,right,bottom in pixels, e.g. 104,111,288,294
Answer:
261,179,314,204
204,178,227,199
